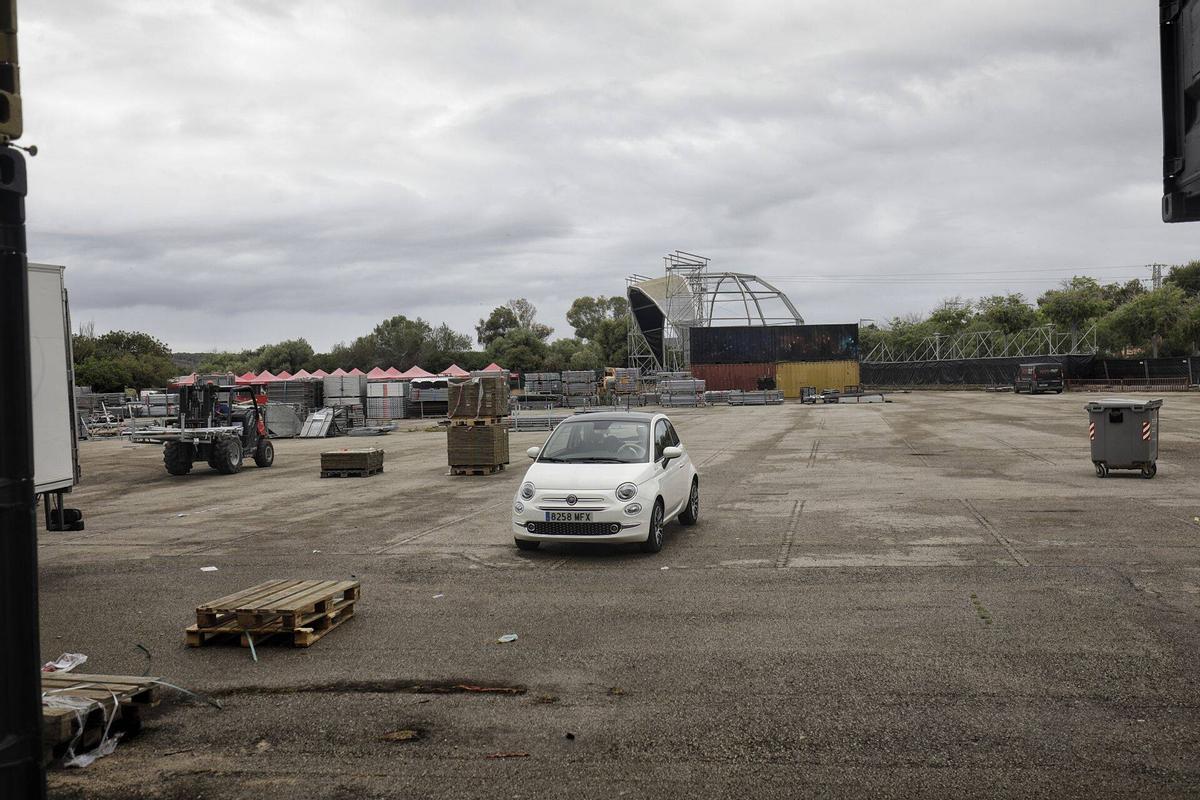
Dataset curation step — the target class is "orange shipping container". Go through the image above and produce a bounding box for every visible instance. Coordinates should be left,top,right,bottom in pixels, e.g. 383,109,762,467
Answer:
689,363,777,392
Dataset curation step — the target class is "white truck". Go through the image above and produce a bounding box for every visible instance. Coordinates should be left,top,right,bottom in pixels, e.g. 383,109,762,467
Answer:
28,262,84,530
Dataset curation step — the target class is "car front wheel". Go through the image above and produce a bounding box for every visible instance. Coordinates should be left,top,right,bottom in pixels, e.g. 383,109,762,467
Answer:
679,479,699,526
640,500,664,553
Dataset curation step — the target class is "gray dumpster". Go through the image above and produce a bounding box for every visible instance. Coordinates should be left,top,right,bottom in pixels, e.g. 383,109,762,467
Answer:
1085,397,1162,478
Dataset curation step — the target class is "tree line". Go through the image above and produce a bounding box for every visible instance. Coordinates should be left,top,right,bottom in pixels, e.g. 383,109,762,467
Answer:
861,262,1200,360
73,295,630,392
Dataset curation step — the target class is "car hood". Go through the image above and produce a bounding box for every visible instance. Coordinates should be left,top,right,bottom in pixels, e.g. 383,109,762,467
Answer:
522,461,656,491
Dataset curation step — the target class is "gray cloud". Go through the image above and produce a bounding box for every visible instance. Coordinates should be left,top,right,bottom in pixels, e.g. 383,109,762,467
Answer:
20,1,1194,352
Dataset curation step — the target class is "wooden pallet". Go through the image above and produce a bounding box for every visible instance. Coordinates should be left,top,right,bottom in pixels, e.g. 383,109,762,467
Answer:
448,416,504,427
320,466,384,478
188,579,359,648
449,464,506,476
41,673,160,765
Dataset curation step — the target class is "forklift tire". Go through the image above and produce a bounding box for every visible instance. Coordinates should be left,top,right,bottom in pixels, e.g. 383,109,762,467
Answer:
253,439,274,468
164,442,194,475
212,438,243,474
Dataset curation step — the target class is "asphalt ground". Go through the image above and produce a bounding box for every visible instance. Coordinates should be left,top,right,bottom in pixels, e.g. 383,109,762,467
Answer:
38,391,1200,799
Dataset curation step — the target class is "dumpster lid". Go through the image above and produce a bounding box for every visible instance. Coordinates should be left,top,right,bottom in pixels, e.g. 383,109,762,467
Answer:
1084,397,1163,411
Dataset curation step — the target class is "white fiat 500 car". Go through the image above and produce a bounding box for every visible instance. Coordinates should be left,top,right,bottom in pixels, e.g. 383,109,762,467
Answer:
512,411,699,553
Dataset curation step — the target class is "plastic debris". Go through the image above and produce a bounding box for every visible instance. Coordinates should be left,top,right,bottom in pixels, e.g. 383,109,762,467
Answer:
432,593,445,599
660,566,670,570
200,566,218,572
42,653,87,673
497,633,518,644
381,729,422,742
174,513,188,518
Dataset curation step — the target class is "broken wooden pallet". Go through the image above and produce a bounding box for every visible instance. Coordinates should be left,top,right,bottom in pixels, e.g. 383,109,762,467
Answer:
320,466,383,478
41,673,160,765
188,579,359,648
449,464,506,476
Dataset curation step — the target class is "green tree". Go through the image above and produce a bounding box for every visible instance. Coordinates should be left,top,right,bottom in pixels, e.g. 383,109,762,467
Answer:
566,295,629,340
1101,279,1147,307
72,329,177,391
486,328,549,373
197,350,256,374
506,297,553,340
568,343,605,371
542,338,587,372
975,294,1038,334
1167,260,1200,296
1102,286,1191,357
1037,277,1110,335
253,338,314,373
926,299,973,336
591,317,629,366
476,305,520,346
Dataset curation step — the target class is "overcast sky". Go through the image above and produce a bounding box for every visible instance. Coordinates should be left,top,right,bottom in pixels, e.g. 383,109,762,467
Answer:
21,1,1200,353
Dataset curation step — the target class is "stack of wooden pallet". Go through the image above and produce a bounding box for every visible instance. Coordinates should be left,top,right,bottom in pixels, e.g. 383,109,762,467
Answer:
447,374,511,475
320,447,384,477
186,579,359,648
41,673,160,765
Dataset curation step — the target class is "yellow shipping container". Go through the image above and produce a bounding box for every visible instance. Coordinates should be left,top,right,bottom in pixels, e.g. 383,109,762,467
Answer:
776,361,861,398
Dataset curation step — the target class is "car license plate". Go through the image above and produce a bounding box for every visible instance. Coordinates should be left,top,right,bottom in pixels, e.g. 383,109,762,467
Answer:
545,511,593,522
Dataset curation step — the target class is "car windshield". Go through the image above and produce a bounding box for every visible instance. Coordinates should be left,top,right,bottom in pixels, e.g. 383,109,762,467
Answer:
538,419,651,463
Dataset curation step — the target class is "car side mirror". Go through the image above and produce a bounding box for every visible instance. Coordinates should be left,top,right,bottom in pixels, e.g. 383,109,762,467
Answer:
662,445,682,462
526,446,541,459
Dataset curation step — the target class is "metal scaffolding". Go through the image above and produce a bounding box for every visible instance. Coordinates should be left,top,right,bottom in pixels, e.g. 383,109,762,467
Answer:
863,324,1098,364
626,251,804,373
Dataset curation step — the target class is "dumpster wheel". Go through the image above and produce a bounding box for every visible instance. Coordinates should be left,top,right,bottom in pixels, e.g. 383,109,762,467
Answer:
1141,463,1157,479
1094,462,1108,478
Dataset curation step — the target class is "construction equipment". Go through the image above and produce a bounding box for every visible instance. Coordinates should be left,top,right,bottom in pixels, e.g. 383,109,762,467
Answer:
131,383,274,475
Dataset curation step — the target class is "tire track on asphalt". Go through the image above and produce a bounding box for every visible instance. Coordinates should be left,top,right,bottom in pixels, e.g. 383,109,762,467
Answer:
878,411,931,467
775,499,806,568
986,434,1055,465
376,499,510,553
961,498,1030,566
806,440,819,468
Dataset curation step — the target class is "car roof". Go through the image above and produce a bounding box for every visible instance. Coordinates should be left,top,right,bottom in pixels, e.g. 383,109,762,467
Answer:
561,411,658,423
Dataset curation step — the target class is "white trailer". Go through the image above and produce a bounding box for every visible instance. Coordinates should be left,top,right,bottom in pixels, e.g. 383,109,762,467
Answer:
28,262,83,530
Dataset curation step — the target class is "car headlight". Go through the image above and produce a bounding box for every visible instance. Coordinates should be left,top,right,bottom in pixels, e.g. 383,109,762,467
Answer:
520,482,535,500
616,482,637,501
513,501,524,513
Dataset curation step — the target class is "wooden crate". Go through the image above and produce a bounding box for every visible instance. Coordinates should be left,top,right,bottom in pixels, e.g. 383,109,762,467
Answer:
320,448,384,472
447,424,509,467
41,673,160,765
450,464,506,476
448,375,509,418
187,579,359,648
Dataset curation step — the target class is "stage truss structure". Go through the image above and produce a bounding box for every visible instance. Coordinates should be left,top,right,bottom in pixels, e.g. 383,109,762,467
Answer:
863,324,1098,364
626,251,804,373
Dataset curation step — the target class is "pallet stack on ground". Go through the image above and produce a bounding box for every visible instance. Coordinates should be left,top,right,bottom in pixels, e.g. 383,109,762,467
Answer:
320,447,384,477
323,375,367,430
729,389,785,406
611,367,640,394
266,380,323,417
186,579,360,647
704,390,732,404
366,380,407,421
659,378,706,407
448,375,510,418
408,378,448,418
447,374,510,475
509,410,574,432
525,372,562,396
41,673,161,766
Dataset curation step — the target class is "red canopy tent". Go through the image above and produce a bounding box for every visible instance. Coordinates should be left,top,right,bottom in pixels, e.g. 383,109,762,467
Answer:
276,370,293,380
366,367,389,379
384,367,403,378
235,371,257,384
439,364,469,377
481,362,505,372
330,368,348,377
347,368,365,376
311,369,329,378
292,369,313,379
397,366,433,379
255,370,278,383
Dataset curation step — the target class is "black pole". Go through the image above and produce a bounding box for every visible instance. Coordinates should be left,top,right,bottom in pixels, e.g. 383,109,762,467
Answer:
0,144,45,799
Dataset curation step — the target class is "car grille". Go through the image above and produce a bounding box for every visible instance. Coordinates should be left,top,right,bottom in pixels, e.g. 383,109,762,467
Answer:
524,521,623,536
